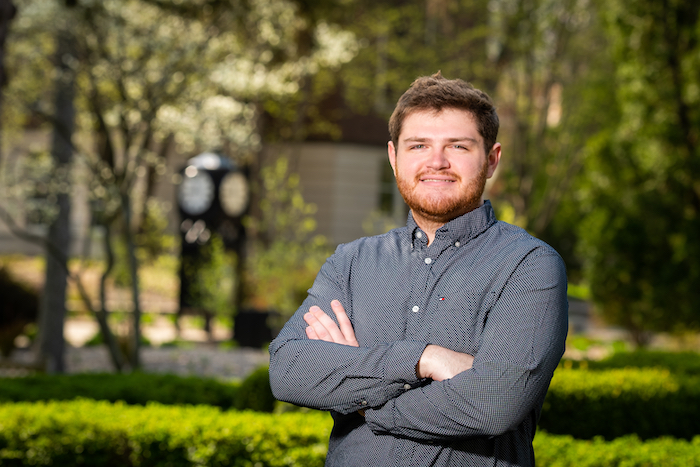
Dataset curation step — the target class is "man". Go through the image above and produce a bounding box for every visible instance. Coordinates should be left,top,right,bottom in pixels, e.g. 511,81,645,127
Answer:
269,72,568,466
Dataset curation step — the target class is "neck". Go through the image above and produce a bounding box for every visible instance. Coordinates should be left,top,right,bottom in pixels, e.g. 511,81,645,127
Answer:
412,199,484,246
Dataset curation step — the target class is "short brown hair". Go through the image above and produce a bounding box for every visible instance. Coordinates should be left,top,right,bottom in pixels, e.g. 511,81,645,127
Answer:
389,72,499,154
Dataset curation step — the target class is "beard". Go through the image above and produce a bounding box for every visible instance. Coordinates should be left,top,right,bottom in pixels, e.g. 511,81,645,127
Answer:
396,161,488,225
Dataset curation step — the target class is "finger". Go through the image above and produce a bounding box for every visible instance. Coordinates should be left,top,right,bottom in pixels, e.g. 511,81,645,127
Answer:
330,300,358,347
304,309,333,341
305,325,320,340
310,306,347,343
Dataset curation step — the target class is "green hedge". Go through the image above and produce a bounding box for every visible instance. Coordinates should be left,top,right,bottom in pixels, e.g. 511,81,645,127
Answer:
0,400,331,466
0,366,275,413
1,400,699,466
533,431,700,467
562,350,700,375
540,367,700,440
3,353,700,441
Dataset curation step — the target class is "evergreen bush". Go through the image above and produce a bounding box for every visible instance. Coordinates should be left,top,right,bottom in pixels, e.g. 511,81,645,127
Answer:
541,367,700,440
1,400,699,466
0,371,249,411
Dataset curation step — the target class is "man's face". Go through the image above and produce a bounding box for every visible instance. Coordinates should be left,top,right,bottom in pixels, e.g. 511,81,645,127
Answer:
388,108,501,226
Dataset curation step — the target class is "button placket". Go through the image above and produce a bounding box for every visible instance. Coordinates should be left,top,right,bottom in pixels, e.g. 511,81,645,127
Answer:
406,243,431,338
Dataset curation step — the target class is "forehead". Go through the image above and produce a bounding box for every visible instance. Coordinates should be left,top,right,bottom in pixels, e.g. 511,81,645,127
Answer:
400,108,481,141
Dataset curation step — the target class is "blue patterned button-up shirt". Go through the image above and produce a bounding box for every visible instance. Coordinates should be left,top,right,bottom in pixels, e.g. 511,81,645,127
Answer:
269,201,568,466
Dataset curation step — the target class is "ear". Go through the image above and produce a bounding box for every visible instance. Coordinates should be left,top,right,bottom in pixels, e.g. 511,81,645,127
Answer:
486,143,501,178
387,141,398,177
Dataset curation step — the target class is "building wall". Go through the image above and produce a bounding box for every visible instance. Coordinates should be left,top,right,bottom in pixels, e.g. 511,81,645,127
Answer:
273,142,401,245
1,138,399,256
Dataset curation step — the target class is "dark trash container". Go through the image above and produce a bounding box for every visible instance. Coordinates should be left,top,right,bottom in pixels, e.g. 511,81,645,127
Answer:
234,310,277,348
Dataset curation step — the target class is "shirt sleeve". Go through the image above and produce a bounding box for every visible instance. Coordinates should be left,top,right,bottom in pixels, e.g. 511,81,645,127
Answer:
268,252,428,415
364,247,568,441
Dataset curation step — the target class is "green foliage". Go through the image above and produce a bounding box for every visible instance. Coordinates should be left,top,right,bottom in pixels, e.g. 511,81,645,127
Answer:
565,350,700,376
323,0,612,252
136,199,178,261
244,158,332,326
540,367,700,440
1,400,699,466
231,366,276,412
0,368,277,413
0,373,238,409
0,400,332,466
182,234,235,318
533,431,700,467
577,0,700,342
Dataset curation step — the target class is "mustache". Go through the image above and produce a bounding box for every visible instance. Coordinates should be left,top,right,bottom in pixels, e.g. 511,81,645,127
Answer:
415,170,461,181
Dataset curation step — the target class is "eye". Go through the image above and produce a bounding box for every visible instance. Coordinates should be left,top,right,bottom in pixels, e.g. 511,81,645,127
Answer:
410,144,425,150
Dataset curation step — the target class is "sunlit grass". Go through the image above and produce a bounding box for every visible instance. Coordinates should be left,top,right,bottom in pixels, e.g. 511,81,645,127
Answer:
0,253,179,314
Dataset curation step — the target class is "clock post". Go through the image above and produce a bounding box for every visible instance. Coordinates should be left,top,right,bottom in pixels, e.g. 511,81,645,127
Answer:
176,152,249,340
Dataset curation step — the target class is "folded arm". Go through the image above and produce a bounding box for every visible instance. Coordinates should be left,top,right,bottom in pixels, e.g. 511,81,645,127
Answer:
268,258,427,414
302,300,475,418
364,249,568,441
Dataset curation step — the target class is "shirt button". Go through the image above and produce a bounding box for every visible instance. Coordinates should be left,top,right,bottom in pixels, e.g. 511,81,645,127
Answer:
412,305,420,313
424,257,432,264
361,400,368,406
416,232,422,239
404,384,411,390
455,241,461,247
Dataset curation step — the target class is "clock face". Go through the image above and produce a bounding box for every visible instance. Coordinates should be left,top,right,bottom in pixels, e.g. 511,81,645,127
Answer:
219,171,249,217
178,168,215,216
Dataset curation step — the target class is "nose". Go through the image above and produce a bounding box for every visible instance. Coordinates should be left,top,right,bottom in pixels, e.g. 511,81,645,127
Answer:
427,147,450,170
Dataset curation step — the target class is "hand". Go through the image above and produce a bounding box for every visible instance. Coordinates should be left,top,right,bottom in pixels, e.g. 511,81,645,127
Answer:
416,345,474,381
304,300,359,347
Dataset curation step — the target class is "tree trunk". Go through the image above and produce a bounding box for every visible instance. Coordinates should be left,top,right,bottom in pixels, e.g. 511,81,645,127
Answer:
37,29,76,373
122,192,141,369
0,0,17,167
98,226,125,371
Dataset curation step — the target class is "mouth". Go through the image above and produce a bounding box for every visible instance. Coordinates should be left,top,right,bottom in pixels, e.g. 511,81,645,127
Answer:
418,174,458,183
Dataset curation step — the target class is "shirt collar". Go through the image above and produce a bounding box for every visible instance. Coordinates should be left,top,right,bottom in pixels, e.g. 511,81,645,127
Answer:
405,200,497,245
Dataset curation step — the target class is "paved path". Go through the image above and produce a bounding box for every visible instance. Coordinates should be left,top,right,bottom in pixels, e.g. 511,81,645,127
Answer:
3,317,270,380
5,345,270,380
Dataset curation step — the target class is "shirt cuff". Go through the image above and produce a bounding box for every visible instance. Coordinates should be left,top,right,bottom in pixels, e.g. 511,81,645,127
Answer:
380,340,427,398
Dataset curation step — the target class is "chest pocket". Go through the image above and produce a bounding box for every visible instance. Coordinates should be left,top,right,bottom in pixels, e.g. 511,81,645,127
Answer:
426,286,497,355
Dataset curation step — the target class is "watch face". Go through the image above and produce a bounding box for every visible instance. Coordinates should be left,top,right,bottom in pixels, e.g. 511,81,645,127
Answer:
178,168,215,216
219,171,249,217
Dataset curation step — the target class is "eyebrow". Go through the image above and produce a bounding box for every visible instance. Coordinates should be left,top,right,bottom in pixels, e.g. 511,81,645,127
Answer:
402,136,480,144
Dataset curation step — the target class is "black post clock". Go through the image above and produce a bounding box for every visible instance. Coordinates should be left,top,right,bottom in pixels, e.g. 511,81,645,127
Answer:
176,152,249,329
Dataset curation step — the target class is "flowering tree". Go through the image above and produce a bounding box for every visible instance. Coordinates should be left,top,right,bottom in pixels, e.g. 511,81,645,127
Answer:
2,0,357,370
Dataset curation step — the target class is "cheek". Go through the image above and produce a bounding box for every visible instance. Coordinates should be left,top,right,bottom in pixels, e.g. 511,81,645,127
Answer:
458,159,486,176
395,159,415,179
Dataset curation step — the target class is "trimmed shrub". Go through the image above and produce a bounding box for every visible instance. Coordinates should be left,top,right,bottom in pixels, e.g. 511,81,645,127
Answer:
232,365,276,412
1,400,699,466
534,431,700,467
0,371,266,411
0,400,332,466
540,367,700,440
571,350,700,376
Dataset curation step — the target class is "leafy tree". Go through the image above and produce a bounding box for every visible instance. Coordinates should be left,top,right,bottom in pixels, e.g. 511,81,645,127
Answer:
578,0,700,345
243,157,331,328
303,0,608,254
2,0,357,370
